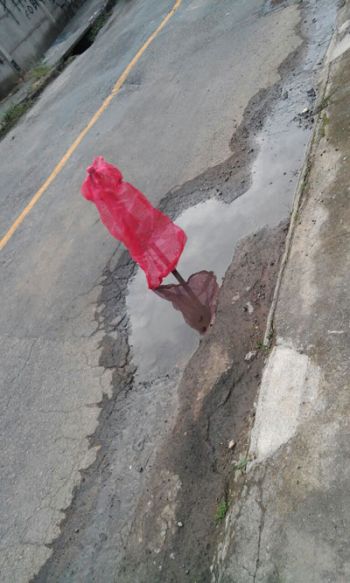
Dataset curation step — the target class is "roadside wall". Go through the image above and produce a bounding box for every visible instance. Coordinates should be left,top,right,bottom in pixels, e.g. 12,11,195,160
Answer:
0,0,85,98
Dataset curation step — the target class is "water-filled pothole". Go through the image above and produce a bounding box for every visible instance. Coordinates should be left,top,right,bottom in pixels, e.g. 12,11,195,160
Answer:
127,101,308,382
126,0,337,385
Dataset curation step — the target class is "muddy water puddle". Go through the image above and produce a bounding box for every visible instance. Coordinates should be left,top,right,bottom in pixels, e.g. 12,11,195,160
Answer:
126,106,308,382
126,0,337,383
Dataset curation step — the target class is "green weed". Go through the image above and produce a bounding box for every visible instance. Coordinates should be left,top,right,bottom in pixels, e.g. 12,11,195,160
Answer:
88,12,110,42
28,63,51,82
256,340,269,352
215,499,229,522
320,113,330,138
1,100,31,126
234,456,248,472
0,100,33,138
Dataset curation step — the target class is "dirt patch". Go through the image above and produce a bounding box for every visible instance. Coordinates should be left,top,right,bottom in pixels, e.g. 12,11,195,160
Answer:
118,221,288,582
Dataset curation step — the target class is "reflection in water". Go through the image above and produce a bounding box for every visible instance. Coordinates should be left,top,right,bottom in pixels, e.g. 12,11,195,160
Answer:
155,270,219,334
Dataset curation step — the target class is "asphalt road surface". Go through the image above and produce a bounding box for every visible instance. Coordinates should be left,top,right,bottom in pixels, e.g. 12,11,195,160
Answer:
0,0,336,581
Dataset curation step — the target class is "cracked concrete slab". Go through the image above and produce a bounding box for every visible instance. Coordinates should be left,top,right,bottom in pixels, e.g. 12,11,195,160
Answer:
0,334,104,581
250,343,321,462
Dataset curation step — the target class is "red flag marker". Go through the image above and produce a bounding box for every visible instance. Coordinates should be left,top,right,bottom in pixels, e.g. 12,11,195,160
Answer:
82,157,187,289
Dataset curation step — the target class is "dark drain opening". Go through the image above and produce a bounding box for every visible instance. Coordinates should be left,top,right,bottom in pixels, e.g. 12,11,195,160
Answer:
68,7,115,57
69,31,94,56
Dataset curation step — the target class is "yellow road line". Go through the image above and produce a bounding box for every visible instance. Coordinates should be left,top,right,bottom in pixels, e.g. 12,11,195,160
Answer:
0,0,182,252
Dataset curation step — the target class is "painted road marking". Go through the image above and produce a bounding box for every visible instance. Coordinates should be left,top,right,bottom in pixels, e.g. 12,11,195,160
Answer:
0,0,182,252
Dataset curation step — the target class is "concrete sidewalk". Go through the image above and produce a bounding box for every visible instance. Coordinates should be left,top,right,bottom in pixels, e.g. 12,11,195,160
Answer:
213,2,350,581
0,0,107,124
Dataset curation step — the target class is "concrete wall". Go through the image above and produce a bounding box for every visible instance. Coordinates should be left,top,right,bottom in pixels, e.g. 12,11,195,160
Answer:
0,0,85,98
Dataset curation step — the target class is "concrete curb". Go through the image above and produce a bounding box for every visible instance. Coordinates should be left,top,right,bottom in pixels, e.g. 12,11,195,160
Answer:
262,9,343,347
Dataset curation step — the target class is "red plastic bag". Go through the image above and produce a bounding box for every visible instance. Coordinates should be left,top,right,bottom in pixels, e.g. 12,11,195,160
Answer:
81,157,187,289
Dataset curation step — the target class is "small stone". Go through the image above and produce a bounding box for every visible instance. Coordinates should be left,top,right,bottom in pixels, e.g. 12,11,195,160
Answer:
245,350,257,362
282,90,289,100
177,521,184,528
228,439,236,450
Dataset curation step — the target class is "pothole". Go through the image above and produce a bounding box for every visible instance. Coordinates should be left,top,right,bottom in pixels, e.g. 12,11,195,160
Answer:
120,220,289,583
126,0,337,385
126,89,309,384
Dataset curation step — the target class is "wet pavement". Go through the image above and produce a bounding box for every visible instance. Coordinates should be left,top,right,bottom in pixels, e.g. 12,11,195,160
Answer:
0,0,338,581
37,2,338,579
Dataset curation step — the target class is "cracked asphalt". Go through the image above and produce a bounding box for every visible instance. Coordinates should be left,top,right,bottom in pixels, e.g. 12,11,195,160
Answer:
0,0,337,580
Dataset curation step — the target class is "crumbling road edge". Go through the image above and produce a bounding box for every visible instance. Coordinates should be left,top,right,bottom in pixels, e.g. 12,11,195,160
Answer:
263,10,340,347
